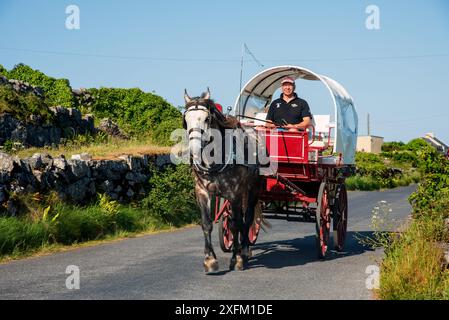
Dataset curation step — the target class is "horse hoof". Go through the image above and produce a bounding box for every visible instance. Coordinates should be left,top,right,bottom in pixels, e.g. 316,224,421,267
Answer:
204,257,219,273
229,258,236,271
235,255,245,271
242,247,252,259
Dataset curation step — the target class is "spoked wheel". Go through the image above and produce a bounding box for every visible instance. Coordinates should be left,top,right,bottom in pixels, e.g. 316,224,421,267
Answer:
218,201,233,253
316,181,331,259
333,183,348,252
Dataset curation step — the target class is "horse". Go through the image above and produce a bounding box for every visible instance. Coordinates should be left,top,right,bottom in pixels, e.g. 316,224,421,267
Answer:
183,88,262,272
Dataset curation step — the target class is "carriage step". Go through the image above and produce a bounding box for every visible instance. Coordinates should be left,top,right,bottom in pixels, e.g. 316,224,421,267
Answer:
274,174,307,195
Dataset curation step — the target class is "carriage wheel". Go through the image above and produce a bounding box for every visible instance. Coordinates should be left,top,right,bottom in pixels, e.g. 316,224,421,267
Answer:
218,202,233,253
248,216,261,246
315,181,331,259
333,183,348,252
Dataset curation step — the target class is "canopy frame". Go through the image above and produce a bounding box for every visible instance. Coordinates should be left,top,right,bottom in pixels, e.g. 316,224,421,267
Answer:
232,66,358,164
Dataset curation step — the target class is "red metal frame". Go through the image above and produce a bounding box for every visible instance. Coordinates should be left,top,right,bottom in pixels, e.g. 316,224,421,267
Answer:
213,126,345,249
257,128,331,205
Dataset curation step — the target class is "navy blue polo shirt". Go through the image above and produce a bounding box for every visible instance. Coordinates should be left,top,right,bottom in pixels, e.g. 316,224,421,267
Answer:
266,93,312,125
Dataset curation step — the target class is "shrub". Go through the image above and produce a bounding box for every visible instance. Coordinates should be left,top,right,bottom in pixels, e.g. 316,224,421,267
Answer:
0,85,54,123
409,146,449,218
142,164,199,226
381,150,418,167
6,63,75,108
0,64,7,76
151,117,183,146
405,138,430,152
85,87,182,138
382,141,406,152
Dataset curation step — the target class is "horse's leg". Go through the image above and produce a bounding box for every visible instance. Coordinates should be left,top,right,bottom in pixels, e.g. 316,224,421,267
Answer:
196,190,218,273
241,190,257,264
229,199,244,271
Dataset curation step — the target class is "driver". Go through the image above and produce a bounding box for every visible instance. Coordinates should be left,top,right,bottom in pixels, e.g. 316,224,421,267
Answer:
265,76,312,131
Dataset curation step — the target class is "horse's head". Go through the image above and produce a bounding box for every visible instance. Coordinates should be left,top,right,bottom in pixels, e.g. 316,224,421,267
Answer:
183,88,216,163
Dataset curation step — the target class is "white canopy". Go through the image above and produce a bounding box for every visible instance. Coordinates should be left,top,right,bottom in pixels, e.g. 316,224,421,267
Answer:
232,66,358,164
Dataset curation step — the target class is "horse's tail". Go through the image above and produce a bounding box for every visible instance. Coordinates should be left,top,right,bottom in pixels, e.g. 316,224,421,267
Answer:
255,201,271,232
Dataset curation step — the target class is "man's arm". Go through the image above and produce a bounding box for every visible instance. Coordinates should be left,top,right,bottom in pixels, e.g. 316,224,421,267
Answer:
284,117,311,131
264,101,276,128
289,100,313,130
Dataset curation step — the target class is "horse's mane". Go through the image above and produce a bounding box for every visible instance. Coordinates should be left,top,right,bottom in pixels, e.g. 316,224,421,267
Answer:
185,97,240,130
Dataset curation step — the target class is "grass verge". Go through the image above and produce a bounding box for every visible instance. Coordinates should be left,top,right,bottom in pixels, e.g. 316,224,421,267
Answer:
379,214,449,299
0,164,199,263
12,133,170,159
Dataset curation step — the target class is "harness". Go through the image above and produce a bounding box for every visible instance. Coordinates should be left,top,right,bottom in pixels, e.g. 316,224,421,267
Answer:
183,99,234,176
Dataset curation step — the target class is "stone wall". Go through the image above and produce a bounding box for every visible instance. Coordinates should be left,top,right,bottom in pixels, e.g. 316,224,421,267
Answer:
0,152,172,216
0,76,97,147
0,108,95,148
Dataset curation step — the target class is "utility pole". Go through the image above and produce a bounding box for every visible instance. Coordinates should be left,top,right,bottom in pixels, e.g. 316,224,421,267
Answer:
367,113,370,136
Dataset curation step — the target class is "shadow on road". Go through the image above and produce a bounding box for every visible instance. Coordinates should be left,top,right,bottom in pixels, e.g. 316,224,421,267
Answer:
247,231,376,270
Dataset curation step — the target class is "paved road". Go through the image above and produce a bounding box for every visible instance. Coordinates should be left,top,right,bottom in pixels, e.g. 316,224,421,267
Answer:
0,185,415,300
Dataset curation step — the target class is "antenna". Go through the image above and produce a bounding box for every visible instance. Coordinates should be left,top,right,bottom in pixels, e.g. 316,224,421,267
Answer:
238,43,264,117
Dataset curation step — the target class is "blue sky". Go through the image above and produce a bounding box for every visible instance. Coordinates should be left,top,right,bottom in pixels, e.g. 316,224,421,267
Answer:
0,0,448,143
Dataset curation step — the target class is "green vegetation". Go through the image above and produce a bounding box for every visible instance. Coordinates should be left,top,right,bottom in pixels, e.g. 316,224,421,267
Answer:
0,63,183,146
84,87,182,145
3,63,75,108
0,84,54,123
347,139,425,191
374,143,449,299
142,164,199,226
0,164,199,261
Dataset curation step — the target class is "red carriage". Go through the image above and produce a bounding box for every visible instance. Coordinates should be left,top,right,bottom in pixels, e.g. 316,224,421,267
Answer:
213,66,358,258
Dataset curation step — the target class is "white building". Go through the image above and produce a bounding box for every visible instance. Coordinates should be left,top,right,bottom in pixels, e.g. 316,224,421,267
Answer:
356,135,384,154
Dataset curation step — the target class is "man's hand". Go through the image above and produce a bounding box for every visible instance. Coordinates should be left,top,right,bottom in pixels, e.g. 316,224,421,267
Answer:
264,121,276,128
282,124,299,132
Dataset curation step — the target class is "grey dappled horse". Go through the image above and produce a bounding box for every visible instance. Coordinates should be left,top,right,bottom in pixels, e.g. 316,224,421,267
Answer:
183,89,261,272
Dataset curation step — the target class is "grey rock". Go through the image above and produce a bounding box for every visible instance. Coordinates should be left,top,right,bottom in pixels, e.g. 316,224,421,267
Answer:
53,156,68,171
71,153,92,161
119,155,142,171
125,172,133,180
126,188,134,198
68,108,82,122
0,152,17,183
83,114,95,132
100,180,115,193
98,118,129,139
40,153,53,168
0,185,7,203
156,154,172,168
68,159,90,178
64,177,96,203
29,153,44,170
109,192,119,200
32,170,43,184
125,172,147,183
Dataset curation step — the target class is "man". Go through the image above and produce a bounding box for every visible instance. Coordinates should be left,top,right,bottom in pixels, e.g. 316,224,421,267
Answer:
265,76,312,131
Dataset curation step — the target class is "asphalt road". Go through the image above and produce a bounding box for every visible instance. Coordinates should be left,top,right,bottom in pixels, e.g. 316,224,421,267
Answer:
0,185,415,300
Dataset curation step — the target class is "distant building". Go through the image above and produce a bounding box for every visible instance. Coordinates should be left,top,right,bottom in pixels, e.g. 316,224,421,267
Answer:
357,135,384,154
422,133,448,156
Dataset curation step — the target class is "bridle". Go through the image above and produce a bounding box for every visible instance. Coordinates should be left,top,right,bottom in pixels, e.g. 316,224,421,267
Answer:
183,104,211,139
183,99,233,175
